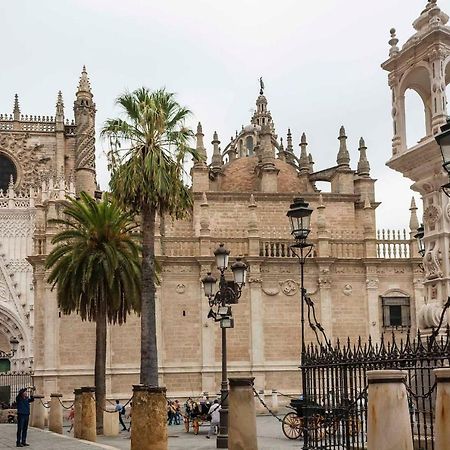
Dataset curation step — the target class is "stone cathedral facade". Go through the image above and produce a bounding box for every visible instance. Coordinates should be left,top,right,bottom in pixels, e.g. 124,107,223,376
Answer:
0,1,445,399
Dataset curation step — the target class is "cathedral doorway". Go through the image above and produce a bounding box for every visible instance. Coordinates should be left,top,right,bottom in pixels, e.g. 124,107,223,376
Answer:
0,154,17,192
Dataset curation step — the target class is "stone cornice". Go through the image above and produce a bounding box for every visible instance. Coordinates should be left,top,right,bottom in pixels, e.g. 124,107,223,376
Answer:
193,191,360,204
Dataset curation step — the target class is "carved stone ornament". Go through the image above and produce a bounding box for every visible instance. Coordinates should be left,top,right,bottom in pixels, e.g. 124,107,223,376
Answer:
343,284,353,296
424,245,443,280
279,279,299,296
423,204,441,226
418,303,444,329
176,284,185,294
366,278,379,289
261,286,280,296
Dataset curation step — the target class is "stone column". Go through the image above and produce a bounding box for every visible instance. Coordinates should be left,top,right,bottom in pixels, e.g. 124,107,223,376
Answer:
80,387,96,442
30,395,45,429
434,367,450,450
131,385,168,450
73,389,82,439
48,393,63,434
367,370,413,450
228,378,258,450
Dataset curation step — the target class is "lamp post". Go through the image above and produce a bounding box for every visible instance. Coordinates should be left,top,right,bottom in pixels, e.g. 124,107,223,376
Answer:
286,198,313,449
201,244,247,449
0,336,19,359
435,119,450,197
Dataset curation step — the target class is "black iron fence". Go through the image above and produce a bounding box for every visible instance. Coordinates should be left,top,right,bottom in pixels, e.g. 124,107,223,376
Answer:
0,372,34,407
302,328,450,450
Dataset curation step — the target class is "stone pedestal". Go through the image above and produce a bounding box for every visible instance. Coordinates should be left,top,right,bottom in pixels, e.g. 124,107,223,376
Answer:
30,395,45,429
80,387,96,442
229,378,258,450
271,390,279,414
49,393,63,434
103,411,119,437
73,389,82,439
367,370,413,450
131,385,168,450
434,368,450,450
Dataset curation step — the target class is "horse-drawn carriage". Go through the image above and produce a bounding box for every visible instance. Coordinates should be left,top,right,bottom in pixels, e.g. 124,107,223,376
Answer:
282,397,362,441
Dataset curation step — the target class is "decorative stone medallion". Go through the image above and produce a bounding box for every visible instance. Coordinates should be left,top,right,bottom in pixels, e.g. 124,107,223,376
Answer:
423,204,441,226
176,284,186,294
279,279,298,296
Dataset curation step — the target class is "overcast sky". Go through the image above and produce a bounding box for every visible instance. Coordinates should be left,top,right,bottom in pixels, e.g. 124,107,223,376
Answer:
0,0,438,230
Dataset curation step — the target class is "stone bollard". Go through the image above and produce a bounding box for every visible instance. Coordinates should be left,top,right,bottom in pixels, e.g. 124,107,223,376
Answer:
103,411,119,437
73,389,82,439
30,395,45,429
367,370,413,450
131,385,168,450
271,390,279,414
434,367,450,450
80,387,96,442
49,393,63,434
229,378,258,450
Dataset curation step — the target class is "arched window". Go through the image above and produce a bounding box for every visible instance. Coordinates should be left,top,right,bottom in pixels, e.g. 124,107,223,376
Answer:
245,136,254,156
404,89,427,148
0,155,17,192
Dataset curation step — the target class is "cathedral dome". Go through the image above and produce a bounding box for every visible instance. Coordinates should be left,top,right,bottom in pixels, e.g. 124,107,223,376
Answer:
243,124,261,133
220,155,302,193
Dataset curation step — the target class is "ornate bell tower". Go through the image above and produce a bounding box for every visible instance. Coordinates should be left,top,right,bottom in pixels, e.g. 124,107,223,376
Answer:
74,66,97,195
382,0,450,330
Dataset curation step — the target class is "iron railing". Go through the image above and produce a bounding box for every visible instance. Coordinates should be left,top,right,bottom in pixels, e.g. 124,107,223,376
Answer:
302,328,450,449
0,372,34,407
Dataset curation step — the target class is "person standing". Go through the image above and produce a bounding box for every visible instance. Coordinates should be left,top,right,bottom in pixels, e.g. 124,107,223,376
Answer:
15,387,34,447
114,400,127,431
205,399,221,439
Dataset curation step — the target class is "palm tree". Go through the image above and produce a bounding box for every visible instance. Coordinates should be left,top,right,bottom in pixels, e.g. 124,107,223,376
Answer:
45,192,141,433
101,87,200,386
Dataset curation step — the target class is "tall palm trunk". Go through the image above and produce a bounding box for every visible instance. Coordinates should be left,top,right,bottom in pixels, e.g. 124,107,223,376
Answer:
140,204,158,386
95,306,107,434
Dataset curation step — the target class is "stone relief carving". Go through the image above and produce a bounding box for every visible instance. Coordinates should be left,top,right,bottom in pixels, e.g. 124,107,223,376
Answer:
366,279,379,289
0,133,51,189
261,286,279,296
0,214,32,237
343,284,352,296
279,279,299,296
176,284,185,294
423,204,441,227
5,259,32,273
424,243,443,279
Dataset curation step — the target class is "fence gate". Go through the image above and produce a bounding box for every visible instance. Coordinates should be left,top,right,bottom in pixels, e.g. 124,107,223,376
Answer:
302,328,450,450
0,372,34,407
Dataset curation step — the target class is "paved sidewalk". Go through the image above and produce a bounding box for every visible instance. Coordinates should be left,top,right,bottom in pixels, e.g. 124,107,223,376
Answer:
1,415,302,449
0,424,119,449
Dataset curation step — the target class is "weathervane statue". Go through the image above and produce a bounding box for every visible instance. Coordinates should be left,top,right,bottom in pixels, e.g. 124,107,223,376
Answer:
259,77,264,95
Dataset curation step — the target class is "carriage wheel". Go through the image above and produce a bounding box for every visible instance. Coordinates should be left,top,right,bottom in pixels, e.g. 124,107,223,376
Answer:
184,416,189,433
282,412,302,440
193,418,200,435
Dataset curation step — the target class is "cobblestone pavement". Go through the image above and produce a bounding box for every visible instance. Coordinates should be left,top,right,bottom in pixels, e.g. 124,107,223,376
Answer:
0,424,118,449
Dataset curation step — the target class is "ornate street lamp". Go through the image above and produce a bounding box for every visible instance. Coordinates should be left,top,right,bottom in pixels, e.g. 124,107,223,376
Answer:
287,197,313,449
414,224,425,257
435,119,450,197
0,336,19,359
201,244,247,449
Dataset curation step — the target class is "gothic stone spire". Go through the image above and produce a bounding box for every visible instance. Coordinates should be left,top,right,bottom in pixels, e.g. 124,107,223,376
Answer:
13,94,20,121
357,137,371,177
337,126,350,167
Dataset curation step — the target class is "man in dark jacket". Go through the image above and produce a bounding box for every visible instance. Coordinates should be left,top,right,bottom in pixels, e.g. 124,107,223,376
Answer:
16,388,34,447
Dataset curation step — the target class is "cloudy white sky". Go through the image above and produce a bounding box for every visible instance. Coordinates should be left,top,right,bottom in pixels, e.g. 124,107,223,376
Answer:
0,0,438,230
